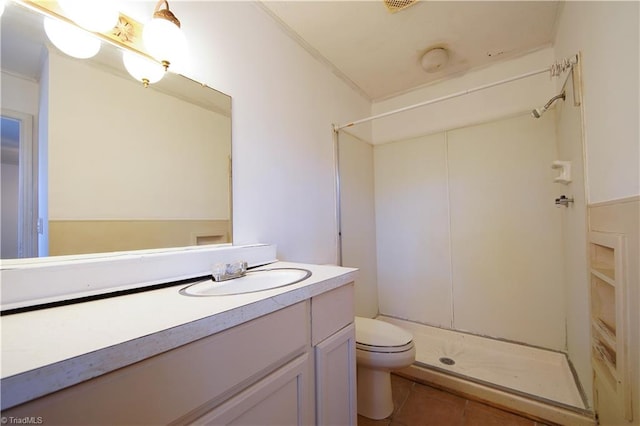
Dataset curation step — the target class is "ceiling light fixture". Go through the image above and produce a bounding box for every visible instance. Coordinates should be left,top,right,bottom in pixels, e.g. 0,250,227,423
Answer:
43,16,101,59
383,0,418,13
142,0,187,71
420,47,449,73
122,50,165,88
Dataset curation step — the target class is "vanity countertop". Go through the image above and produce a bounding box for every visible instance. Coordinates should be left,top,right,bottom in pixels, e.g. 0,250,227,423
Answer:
0,261,357,410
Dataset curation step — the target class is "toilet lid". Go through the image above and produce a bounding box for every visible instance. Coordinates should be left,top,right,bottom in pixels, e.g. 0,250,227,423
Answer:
355,317,413,347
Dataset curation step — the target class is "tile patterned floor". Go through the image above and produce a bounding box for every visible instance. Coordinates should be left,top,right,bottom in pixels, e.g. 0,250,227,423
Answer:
357,374,551,426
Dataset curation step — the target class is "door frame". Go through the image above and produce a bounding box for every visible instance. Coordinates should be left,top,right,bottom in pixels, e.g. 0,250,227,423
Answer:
1,109,37,258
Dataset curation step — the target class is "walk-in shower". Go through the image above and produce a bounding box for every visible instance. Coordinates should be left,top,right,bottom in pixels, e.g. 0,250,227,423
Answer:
334,54,592,424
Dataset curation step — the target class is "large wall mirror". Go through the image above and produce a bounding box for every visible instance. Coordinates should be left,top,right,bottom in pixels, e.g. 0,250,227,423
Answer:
1,2,232,260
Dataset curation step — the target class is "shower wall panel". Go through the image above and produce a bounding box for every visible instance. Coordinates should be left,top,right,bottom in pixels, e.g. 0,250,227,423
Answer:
554,75,591,403
374,132,452,328
374,113,566,350
338,132,379,318
447,113,565,350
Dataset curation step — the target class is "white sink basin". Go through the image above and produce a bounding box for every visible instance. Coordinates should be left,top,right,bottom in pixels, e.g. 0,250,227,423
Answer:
179,268,312,296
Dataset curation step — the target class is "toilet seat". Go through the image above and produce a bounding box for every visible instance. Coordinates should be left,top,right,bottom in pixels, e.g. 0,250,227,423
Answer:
356,341,414,353
355,317,414,353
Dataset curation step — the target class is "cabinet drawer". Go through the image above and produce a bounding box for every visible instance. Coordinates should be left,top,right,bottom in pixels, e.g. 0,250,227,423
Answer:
4,301,310,425
311,283,354,345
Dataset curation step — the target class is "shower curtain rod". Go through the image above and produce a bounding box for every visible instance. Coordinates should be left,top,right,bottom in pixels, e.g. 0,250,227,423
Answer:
334,55,578,131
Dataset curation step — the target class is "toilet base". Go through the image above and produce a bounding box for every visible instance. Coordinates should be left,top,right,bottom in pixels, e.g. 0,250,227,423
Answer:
356,366,394,420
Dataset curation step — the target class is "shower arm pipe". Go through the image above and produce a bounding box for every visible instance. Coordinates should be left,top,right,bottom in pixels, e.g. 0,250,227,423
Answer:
334,55,578,131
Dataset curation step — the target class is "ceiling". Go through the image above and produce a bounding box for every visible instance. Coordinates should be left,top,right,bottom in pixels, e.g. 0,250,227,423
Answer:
259,1,561,101
1,1,561,102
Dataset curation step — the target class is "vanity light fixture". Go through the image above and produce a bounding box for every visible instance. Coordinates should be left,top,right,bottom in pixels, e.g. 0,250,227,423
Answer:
17,0,187,87
122,50,165,88
142,0,187,71
43,16,101,59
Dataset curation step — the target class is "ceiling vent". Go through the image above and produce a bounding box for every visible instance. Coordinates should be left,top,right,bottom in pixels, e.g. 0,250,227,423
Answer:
383,0,419,13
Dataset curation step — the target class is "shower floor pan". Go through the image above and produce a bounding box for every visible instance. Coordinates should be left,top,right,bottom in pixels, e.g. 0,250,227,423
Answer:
378,316,595,425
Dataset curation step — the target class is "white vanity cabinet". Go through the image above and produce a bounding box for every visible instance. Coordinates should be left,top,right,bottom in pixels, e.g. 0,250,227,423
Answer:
2,281,357,425
3,301,312,425
311,283,357,425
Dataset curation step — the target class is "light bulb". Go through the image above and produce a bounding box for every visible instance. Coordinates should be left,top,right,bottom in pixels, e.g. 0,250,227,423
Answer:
57,0,120,33
122,51,165,87
143,17,187,70
142,1,188,71
44,17,101,59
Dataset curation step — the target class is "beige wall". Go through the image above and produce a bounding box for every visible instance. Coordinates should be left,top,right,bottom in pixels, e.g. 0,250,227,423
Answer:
49,220,230,256
172,2,372,264
47,52,231,221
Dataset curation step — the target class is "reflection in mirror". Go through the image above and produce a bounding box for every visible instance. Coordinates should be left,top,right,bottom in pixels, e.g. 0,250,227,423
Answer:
1,111,35,259
1,2,232,260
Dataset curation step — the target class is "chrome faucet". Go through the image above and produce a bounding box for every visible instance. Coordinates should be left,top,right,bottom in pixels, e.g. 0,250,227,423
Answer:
555,195,574,207
212,261,248,282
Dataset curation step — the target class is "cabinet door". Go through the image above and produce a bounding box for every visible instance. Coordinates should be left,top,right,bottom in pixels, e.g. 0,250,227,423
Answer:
189,353,311,425
315,323,356,426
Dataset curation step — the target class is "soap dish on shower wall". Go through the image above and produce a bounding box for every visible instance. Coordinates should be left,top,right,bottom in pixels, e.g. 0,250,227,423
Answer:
552,160,572,184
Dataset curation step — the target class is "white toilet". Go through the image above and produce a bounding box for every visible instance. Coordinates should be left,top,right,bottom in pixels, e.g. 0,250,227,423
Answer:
355,316,416,420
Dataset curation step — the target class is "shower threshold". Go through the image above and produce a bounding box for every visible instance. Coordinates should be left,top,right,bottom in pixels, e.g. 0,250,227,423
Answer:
378,316,595,425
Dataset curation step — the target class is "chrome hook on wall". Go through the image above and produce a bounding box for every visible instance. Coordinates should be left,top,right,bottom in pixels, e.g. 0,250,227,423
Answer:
555,195,574,207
